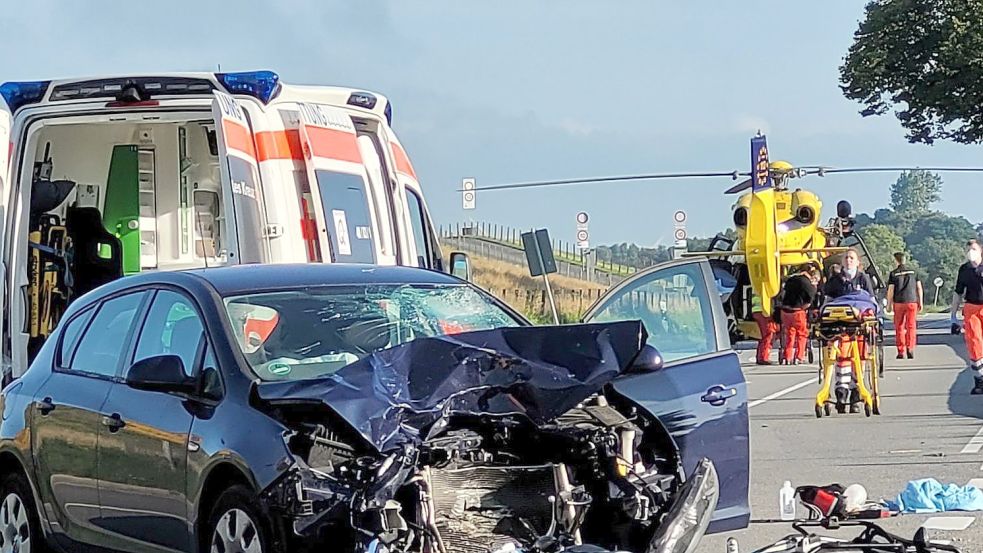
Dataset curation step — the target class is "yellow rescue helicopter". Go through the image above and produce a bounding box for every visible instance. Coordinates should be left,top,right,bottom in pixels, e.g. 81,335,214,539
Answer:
690,153,881,342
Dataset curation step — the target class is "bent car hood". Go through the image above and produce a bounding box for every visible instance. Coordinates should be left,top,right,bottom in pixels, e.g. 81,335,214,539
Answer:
254,321,646,452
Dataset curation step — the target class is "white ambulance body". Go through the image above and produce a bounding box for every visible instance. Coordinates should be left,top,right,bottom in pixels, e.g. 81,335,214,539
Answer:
0,71,445,379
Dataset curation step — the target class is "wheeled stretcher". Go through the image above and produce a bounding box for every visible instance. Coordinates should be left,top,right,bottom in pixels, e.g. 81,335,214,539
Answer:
813,292,884,418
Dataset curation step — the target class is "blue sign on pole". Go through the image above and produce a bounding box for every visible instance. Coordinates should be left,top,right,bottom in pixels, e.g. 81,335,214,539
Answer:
750,135,772,192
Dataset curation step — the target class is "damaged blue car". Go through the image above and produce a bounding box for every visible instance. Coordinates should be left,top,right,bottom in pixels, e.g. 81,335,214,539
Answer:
0,261,748,553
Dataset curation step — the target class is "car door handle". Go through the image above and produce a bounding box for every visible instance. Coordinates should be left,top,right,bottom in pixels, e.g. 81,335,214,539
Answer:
37,397,55,416
101,413,126,432
701,386,737,407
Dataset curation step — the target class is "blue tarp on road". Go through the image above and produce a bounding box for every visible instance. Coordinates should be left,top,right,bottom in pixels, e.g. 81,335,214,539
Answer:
885,479,983,513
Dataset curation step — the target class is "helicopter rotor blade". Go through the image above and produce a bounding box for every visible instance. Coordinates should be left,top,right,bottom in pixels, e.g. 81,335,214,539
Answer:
724,178,753,194
816,166,983,175
463,171,747,192
464,166,983,193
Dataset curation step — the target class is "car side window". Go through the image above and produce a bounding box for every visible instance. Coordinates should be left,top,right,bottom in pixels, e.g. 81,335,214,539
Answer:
589,263,717,363
406,188,432,268
57,308,96,368
69,293,147,377
133,290,205,376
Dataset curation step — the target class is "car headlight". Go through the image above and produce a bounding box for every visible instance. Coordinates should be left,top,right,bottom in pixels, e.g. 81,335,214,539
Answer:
645,458,719,553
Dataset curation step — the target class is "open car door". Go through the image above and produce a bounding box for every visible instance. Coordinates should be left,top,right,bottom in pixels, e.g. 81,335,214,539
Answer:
212,91,271,265
0,101,9,382
583,258,750,533
296,102,377,264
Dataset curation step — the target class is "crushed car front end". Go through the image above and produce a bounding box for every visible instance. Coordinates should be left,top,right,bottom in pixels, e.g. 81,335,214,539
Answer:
250,322,718,553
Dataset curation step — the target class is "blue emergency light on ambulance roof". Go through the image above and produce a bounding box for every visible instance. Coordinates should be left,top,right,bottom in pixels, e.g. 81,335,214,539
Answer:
0,81,51,113
216,71,281,104
347,91,377,110
384,101,393,125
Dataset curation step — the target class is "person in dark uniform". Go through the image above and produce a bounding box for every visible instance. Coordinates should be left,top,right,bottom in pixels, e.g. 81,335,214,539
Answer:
951,239,983,394
780,266,818,365
824,248,875,298
887,252,923,359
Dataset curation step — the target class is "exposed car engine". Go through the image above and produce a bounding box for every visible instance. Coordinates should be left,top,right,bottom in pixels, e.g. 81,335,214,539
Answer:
254,321,718,553
267,393,678,553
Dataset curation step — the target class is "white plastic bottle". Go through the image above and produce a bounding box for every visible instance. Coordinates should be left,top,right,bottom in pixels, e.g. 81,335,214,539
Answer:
779,481,796,521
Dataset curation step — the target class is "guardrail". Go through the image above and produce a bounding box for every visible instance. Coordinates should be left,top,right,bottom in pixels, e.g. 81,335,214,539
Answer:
439,223,643,286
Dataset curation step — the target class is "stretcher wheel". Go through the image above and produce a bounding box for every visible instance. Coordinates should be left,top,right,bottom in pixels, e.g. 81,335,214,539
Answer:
815,404,823,418
864,403,872,417
872,399,881,416
824,403,832,416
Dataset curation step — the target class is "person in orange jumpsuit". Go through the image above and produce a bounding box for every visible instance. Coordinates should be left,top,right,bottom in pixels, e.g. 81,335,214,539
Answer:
887,252,923,359
780,266,818,365
951,239,983,395
751,293,778,365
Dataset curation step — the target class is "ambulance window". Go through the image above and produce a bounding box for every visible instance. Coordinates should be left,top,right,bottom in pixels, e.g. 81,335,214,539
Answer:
314,170,376,264
406,189,432,268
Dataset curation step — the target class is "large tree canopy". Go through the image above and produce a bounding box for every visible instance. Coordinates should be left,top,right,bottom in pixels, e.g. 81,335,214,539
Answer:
840,0,983,144
890,170,942,214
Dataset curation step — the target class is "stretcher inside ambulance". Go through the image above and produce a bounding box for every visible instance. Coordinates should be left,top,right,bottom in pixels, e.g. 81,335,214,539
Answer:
0,71,444,380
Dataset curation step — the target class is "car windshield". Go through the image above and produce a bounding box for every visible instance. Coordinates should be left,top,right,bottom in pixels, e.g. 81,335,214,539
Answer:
224,284,522,381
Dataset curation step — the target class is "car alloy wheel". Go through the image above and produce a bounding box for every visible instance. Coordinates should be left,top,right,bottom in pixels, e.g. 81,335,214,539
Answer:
211,508,263,553
0,492,31,553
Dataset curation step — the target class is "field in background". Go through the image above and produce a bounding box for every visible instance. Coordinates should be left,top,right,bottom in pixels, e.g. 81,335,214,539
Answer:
468,255,609,323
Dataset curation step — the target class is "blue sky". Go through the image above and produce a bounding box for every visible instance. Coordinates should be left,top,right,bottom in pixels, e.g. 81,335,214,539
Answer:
3,1,981,246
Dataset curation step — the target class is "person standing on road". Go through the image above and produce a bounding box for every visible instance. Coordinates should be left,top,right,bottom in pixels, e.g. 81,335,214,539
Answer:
950,239,983,395
751,293,778,365
824,249,875,298
887,252,923,360
780,266,818,365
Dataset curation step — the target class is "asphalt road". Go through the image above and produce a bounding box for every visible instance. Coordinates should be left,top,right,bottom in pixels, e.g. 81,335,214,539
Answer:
697,314,983,553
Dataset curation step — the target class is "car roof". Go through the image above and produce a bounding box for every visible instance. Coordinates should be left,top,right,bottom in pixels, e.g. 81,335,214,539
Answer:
186,264,462,296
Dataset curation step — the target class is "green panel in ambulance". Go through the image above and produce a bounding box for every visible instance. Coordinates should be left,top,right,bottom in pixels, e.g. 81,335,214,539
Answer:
102,145,141,275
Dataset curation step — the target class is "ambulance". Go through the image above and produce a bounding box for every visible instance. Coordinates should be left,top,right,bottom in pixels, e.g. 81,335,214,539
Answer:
0,70,449,380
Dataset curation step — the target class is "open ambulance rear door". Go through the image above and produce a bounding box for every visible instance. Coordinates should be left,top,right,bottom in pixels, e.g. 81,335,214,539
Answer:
296,103,378,264
212,91,271,265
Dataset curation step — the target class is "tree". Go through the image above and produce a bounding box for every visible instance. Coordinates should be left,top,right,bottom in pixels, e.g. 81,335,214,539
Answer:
890,170,942,215
911,237,965,300
840,0,983,144
857,224,907,278
906,212,976,248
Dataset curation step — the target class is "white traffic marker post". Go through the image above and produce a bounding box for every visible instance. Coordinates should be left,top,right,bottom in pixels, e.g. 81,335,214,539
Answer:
576,211,589,250
673,210,687,259
462,178,476,210
933,276,944,306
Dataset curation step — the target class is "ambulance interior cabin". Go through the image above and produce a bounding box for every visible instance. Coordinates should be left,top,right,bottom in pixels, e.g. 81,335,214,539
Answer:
20,115,223,362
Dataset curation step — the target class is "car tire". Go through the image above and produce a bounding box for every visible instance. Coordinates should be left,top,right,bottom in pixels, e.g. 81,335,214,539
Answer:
0,471,46,553
203,485,273,553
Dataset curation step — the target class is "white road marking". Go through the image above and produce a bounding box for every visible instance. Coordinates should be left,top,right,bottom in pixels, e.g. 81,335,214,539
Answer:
960,426,983,455
749,378,814,408
921,516,975,531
